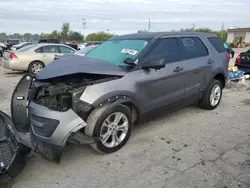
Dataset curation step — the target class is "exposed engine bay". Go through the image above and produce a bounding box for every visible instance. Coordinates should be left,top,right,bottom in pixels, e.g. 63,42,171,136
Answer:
30,73,120,119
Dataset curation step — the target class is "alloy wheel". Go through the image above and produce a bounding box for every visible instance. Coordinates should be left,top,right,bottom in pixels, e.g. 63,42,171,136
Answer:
100,112,129,148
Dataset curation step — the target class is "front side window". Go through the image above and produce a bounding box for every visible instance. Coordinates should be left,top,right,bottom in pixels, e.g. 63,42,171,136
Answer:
147,38,180,63
42,46,59,53
86,39,149,66
178,37,208,60
59,46,75,53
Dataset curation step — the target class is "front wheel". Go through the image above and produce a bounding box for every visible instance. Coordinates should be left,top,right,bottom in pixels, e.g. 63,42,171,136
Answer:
85,104,132,154
199,79,223,110
28,61,45,75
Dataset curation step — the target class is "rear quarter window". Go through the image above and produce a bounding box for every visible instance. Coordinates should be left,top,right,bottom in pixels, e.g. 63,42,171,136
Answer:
178,37,208,60
208,37,226,53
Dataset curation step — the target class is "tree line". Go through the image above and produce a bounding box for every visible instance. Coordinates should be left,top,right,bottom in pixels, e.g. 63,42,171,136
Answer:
0,22,227,43
138,28,228,41
40,22,116,42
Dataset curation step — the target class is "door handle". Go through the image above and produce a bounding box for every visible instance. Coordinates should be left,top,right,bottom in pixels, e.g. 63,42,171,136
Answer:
207,59,214,64
173,67,183,73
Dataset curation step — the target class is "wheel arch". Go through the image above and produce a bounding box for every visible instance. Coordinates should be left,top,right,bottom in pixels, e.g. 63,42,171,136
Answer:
28,60,45,69
213,73,226,88
91,93,142,124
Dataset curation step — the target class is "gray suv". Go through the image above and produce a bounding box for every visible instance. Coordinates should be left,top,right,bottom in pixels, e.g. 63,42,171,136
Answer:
11,32,229,162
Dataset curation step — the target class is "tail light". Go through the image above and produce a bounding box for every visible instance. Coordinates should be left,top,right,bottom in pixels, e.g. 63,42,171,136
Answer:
9,52,17,59
236,55,241,64
226,52,230,60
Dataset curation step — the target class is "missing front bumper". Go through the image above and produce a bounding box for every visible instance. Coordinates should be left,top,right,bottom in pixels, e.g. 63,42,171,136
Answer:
28,101,98,163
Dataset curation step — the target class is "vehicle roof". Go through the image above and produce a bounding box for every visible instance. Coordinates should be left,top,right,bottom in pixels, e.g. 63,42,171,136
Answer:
33,43,73,48
110,32,217,40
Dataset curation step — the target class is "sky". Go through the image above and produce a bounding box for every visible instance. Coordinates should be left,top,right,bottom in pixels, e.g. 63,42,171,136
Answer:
0,0,250,35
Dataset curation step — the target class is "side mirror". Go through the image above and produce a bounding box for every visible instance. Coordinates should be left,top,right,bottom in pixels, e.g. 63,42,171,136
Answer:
141,59,165,70
123,57,137,66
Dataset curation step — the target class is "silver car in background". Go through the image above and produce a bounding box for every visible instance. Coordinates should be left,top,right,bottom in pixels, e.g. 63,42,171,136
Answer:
2,43,76,74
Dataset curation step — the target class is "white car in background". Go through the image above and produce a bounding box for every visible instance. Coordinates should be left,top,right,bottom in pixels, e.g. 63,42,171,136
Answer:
11,42,32,51
78,43,86,49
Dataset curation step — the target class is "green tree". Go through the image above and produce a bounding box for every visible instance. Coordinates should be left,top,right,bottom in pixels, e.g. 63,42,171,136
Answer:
51,30,59,38
68,31,83,41
61,22,70,41
86,32,115,41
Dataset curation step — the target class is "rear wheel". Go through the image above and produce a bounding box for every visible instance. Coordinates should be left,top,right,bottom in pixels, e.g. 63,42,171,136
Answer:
85,104,132,154
199,79,222,110
28,61,44,75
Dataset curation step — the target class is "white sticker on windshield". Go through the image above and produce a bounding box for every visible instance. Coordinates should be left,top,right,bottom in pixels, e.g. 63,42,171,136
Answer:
121,49,138,55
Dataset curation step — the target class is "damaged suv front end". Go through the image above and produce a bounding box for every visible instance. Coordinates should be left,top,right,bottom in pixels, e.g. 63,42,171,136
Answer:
28,73,121,162
11,37,149,162
12,56,126,162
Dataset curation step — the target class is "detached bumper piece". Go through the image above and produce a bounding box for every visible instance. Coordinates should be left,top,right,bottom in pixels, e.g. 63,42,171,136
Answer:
0,111,30,183
28,101,96,163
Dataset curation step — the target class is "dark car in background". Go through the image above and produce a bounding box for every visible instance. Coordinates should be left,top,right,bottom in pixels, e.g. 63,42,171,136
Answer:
235,48,250,73
4,39,21,48
85,41,102,47
33,38,60,44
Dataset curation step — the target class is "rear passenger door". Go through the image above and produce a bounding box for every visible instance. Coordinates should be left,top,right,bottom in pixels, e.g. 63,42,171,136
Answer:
36,45,60,65
177,36,210,99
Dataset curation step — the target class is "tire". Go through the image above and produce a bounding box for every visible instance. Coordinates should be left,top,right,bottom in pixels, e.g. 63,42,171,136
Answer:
28,61,45,75
199,79,222,110
0,51,2,57
85,104,132,154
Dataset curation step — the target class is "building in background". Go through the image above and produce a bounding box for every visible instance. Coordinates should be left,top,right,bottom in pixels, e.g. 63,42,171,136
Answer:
227,28,250,46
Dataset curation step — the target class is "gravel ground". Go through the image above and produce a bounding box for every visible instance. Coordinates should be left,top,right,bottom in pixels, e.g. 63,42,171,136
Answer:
0,50,250,188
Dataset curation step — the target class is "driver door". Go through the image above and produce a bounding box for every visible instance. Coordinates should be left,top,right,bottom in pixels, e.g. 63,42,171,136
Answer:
138,37,186,114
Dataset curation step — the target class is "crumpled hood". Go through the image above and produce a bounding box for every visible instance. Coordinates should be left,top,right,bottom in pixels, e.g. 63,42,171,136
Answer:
36,55,127,80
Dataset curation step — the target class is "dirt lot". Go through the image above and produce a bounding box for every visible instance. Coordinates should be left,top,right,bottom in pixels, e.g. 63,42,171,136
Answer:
1,49,250,188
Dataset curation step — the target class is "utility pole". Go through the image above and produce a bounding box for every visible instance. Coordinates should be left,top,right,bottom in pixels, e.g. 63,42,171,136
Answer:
221,22,224,41
82,18,86,39
148,19,151,32
192,23,195,32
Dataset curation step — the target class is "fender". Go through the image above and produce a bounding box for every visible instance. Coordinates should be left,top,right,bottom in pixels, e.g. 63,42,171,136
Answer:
91,91,142,117
212,67,227,79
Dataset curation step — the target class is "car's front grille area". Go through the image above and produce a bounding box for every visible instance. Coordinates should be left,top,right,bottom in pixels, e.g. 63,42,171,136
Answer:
0,135,18,170
34,94,72,112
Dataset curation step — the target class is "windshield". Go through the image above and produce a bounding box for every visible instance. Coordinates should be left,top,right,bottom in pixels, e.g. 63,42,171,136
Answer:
86,39,148,66
16,44,35,52
76,45,96,55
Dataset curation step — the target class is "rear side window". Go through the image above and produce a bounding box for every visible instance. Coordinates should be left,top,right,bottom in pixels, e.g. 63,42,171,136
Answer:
147,38,180,63
42,46,59,53
208,37,226,53
178,37,208,60
35,47,43,53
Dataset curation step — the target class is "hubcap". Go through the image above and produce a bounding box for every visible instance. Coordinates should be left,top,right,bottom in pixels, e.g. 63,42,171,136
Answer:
100,112,129,148
31,63,43,74
209,84,221,106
